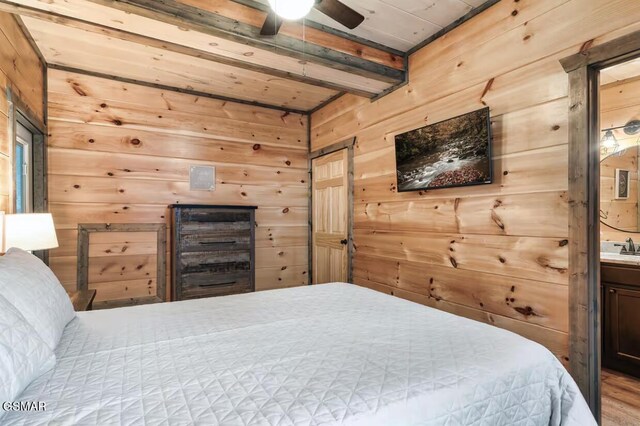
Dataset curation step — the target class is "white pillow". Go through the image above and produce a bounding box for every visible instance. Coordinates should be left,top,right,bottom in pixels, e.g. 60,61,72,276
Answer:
0,248,75,350
0,294,56,407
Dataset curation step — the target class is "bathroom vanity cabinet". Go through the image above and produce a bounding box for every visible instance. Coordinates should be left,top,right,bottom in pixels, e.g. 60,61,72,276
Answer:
602,262,640,378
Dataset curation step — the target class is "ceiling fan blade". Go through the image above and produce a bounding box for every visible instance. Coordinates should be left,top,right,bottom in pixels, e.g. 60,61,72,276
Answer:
314,0,364,29
260,10,284,36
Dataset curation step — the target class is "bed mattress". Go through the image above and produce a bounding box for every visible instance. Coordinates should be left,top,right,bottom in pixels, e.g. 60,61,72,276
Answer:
4,283,595,425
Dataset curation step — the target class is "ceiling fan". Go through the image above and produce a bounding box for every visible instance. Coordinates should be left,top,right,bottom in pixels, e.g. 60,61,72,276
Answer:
260,0,365,36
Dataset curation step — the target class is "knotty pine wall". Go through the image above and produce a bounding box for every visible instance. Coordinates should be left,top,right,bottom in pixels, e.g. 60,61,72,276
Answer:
47,69,308,303
601,76,640,242
311,0,640,363
600,147,638,242
0,12,44,212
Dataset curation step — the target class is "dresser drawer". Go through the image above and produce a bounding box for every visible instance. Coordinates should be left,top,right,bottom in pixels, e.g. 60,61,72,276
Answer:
179,251,250,271
179,230,251,252
180,209,251,223
180,221,251,234
181,260,251,276
181,272,252,299
182,271,251,290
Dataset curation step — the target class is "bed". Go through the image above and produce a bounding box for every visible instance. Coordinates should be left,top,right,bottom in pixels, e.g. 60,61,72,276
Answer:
3,282,595,425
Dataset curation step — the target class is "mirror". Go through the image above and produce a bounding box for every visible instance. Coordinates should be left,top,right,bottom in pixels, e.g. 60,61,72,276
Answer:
601,145,640,232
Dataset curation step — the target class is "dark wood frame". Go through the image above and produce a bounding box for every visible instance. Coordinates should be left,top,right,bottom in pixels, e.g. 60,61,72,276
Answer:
561,29,640,421
76,223,167,306
309,137,356,284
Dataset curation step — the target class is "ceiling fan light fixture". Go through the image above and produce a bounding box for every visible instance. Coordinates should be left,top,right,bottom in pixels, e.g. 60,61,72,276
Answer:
267,0,315,20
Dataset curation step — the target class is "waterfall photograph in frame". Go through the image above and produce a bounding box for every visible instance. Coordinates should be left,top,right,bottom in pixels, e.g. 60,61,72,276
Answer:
394,107,493,192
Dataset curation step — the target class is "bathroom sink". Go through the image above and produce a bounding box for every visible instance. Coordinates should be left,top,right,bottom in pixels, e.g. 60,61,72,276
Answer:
600,252,640,265
600,242,640,265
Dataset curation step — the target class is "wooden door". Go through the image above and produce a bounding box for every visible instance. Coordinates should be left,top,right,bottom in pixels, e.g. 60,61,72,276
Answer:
312,149,349,284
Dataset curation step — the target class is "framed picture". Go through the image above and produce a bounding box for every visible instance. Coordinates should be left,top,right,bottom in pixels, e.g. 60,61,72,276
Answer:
615,168,630,199
394,107,492,192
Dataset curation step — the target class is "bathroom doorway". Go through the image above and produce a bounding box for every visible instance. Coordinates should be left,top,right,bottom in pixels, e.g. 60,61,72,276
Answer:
598,57,640,425
563,31,640,424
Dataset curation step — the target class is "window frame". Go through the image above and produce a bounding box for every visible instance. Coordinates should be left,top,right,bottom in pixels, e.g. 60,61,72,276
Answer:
8,102,47,217
7,90,48,263
14,120,34,213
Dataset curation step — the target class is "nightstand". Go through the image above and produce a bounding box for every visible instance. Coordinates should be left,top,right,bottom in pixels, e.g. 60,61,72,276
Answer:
68,289,97,312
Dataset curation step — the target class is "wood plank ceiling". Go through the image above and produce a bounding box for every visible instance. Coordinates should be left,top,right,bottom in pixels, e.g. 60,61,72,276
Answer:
254,0,488,51
601,57,640,85
2,0,494,112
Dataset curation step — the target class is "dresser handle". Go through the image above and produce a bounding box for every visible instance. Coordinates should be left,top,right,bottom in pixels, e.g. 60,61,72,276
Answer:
199,281,237,288
198,263,221,268
199,241,236,245
609,289,616,294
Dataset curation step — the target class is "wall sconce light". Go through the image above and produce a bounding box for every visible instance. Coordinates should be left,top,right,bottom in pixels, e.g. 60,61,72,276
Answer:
600,120,640,154
601,129,618,153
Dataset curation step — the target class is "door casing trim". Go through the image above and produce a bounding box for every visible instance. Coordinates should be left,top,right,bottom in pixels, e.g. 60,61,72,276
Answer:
309,137,356,284
561,28,640,422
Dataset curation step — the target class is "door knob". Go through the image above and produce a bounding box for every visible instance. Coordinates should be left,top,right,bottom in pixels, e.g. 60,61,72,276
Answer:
340,239,348,245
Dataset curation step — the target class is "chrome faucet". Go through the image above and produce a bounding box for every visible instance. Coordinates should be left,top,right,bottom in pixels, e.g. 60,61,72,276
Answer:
626,237,636,254
614,238,638,254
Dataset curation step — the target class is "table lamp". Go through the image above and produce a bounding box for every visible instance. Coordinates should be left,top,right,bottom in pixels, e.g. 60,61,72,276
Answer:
1,213,59,252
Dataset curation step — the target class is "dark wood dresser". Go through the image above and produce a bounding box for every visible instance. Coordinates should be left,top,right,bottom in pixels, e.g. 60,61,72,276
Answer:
170,205,257,301
602,262,640,378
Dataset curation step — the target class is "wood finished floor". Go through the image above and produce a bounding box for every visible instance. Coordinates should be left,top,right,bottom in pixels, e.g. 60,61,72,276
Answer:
602,369,640,425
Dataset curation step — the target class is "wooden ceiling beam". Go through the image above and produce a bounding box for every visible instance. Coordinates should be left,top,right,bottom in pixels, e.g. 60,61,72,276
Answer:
191,0,405,69
87,0,405,85
0,0,378,98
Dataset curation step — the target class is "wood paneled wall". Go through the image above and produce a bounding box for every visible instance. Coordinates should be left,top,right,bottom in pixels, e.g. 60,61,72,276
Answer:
47,69,308,303
601,76,640,242
311,0,640,363
600,147,638,241
0,12,45,212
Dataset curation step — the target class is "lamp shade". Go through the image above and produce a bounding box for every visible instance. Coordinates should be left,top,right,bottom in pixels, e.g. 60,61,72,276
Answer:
3,213,59,252
0,211,4,251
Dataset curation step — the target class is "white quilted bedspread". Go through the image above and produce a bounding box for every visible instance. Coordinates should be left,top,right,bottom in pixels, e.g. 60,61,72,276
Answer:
5,283,595,426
